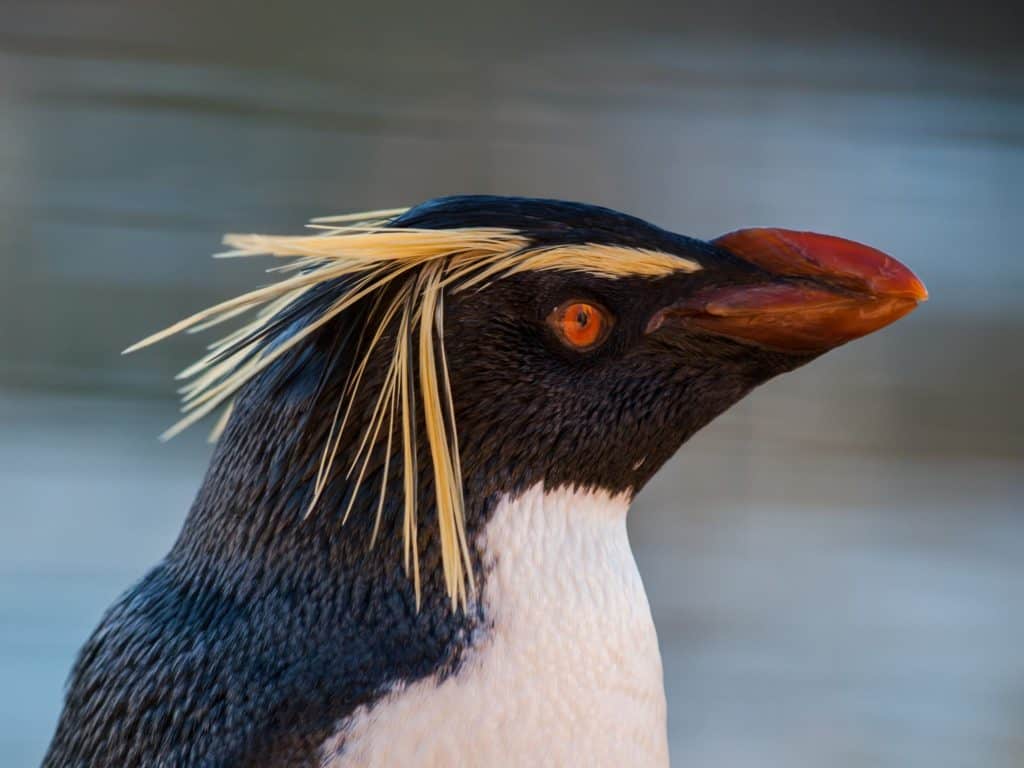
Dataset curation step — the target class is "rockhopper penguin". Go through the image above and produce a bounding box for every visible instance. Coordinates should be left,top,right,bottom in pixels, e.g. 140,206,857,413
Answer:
44,195,927,767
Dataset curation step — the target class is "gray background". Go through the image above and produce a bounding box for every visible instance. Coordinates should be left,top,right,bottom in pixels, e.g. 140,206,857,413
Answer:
1,1,1022,765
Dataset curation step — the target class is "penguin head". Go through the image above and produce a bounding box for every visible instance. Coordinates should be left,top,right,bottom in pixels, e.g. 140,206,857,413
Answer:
130,195,926,607
414,196,926,497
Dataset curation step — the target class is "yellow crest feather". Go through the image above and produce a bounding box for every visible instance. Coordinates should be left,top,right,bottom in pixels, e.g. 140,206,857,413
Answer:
126,207,701,610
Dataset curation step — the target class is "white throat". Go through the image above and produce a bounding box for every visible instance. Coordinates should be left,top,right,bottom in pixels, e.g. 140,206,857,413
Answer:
321,484,669,767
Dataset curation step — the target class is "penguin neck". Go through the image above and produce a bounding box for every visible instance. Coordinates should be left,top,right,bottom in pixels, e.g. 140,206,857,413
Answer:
321,484,670,767
166,350,669,764
167,345,477,630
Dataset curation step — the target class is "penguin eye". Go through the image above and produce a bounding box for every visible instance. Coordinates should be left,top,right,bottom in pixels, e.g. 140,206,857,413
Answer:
547,300,613,351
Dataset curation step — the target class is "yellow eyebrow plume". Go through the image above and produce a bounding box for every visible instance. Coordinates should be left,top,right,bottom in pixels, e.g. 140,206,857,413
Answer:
125,207,701,610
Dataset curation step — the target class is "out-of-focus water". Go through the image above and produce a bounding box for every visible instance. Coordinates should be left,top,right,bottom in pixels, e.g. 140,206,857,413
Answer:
1,2,1022,766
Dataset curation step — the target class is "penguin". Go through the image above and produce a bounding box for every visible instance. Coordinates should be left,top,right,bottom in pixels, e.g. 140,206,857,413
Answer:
43,195,926,767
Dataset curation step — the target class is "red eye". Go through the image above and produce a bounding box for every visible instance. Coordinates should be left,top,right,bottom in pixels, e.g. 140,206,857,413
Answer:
548,300,613,350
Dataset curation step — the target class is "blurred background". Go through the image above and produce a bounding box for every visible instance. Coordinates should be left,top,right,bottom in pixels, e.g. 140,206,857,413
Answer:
1,1,1022,765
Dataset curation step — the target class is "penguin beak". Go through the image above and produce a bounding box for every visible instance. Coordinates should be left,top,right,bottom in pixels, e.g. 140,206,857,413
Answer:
646,228,928,353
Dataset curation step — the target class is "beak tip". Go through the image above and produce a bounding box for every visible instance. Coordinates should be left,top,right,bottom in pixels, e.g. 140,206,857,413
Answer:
870,257,928,304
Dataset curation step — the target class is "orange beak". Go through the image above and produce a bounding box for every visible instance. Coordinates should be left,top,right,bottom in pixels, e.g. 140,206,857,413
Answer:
647,228,928,353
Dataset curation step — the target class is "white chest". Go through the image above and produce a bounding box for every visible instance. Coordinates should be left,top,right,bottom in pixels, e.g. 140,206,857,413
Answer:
320,485,669,768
